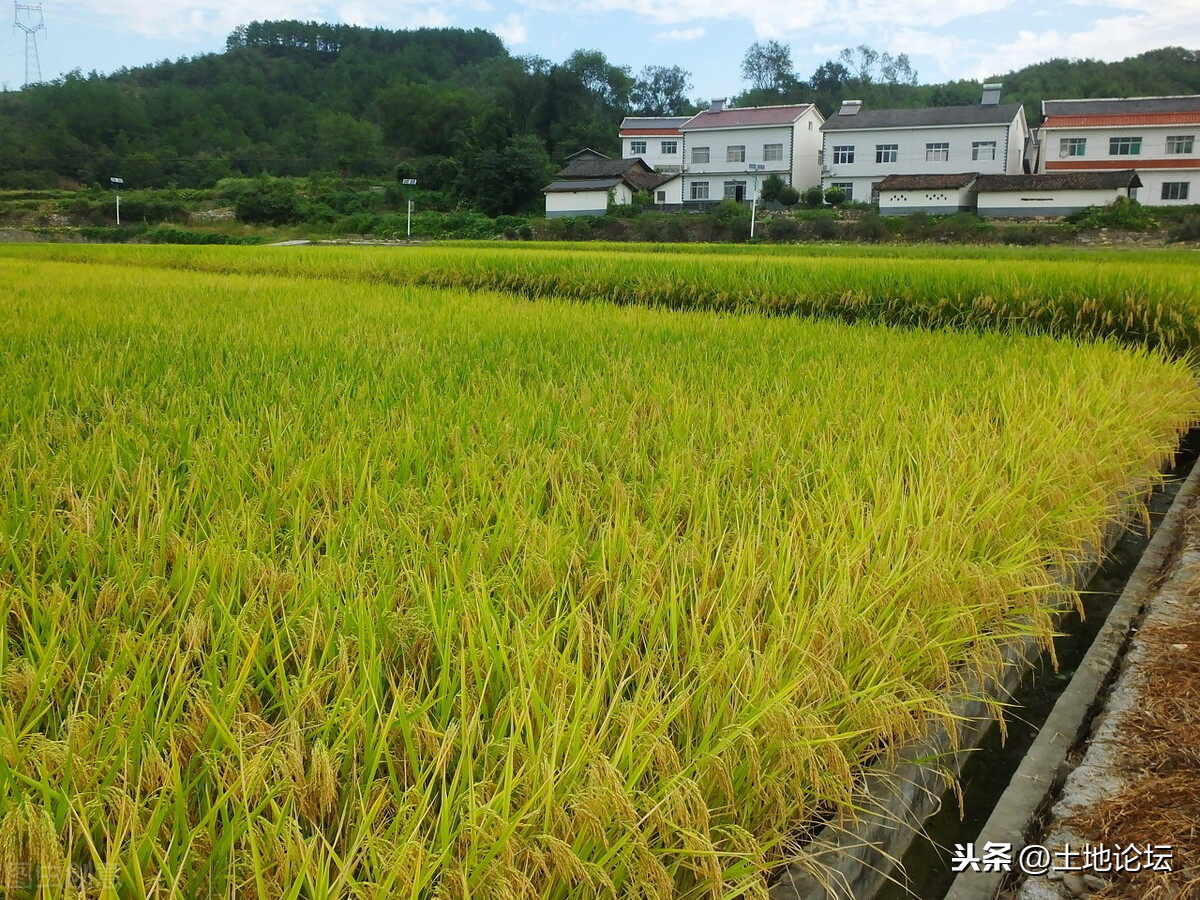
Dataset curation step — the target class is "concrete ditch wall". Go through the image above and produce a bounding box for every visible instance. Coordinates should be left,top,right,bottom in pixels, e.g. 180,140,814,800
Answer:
769,476,1174,900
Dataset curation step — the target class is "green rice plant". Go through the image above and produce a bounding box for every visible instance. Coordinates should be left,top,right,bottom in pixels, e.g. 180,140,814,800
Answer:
0,253,1196,898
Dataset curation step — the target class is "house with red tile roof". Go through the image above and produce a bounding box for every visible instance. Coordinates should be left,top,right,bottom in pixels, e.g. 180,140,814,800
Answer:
1038,96,1200,206
619,116,692,174
675,99,825,206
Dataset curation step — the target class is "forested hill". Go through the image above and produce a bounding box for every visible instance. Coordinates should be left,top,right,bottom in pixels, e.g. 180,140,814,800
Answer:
0,21,1197,213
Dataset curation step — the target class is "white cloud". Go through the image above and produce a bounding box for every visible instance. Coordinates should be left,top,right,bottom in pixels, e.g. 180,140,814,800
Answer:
969,0,1200,79
574,0,1017,36
493,12,529,45
653,26,705,41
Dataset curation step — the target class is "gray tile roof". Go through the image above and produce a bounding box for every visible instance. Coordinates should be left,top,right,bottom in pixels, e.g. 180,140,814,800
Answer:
555,157,654,179
972,171,1142,193
619,116,692,130
878,173,979,191
543,178,623,193
822,103,1023,131
1042,96,1200,117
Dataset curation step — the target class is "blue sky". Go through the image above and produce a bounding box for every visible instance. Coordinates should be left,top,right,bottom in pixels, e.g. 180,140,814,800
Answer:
2,0,1195,99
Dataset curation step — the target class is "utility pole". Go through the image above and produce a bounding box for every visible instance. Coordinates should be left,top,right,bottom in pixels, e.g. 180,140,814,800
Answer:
13,1,45,87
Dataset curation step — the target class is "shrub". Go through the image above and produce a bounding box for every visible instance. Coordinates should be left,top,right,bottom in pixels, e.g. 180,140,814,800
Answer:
778,185,801,208
1167,215,1200,243
1066,196,1158,232
823,186,846,207
761,174,786,203
234,180,304,226
807,210,838,240
801,186,825,208
852,211,889,243
768,217,801,242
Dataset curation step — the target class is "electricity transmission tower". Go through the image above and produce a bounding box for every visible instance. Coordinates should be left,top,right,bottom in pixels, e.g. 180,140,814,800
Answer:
13,0,45,86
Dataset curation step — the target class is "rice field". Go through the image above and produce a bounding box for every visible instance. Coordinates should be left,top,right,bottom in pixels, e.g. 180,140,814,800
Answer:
0,247,1197,899
5,242,1200,355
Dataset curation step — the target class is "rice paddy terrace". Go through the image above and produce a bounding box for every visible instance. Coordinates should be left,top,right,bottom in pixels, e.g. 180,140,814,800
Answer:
0,243,1197,899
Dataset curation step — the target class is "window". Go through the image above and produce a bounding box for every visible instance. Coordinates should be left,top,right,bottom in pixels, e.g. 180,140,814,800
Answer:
656,190,667,203
925,142,949,162
832,145,855,164
1109,136,1142,155
870,181,882,204
1166,135,1195,155
1162,182,1190,201
690,181,709,201
723,180,747,199
831,182,854,202
661,140,678,155
726,145,746,163
875,144,898,163
691,146,710,164
1060,137,1086,157
764,143,784,161
972,141,997,161
629,140,647,154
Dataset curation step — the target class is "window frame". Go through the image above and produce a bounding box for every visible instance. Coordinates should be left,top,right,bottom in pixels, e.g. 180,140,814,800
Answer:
691,146,710,164
689,181,710,201
1166,135,1195,155
763,143,784,162
1108,136,1142,156
830,182,854,202
660,140,678,155
726,145,746,163
875,144,898,164
629,140,647,155
1060,137,1086,157
1161,181,1190,201
832,145,855,165
925,142,950,162
971,141,997,161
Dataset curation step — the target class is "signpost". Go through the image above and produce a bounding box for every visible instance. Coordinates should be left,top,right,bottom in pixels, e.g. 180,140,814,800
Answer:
110,176,124,226
401,178,418,237
748,164,765,239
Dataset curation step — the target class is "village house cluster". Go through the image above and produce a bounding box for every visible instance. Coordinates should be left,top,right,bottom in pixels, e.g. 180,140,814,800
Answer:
542,88,1200,218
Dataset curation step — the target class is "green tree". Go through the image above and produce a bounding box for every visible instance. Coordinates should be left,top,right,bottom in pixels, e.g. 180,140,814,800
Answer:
760,174,786,202
631,66,694,116
740,40,795,95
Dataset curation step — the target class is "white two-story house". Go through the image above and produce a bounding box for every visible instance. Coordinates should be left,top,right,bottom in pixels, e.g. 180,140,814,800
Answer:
1038,95,1200,206
619,116,691,174
819,87,1029,204
676,100,825,205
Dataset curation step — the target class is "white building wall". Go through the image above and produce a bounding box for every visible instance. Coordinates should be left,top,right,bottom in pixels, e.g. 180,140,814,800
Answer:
621,136,684,173
821,114,1027,201
792,108,825,191
976,186,1129,217
545,184,629,218
1038,123,1199,206
682,120,821,201
1131,168,1199,205
879,184,975,215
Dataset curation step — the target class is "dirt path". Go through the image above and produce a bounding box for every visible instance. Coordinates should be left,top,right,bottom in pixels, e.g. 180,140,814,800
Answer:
1016,508,1200,900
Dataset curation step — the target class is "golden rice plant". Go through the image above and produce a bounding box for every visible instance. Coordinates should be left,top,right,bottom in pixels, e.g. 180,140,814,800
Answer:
0,252,1196,898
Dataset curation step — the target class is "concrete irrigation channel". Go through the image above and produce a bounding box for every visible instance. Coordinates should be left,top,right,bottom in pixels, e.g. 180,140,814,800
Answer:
769,433,1200,900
